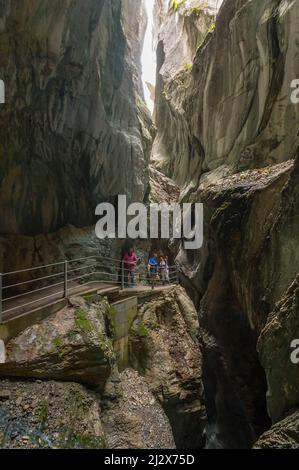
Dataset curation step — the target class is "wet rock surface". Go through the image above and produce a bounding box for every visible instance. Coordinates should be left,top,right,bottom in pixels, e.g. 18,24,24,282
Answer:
0,380,106,449
102,369,176,449
129,286,206,448
176,158,298,447
258,276,299,423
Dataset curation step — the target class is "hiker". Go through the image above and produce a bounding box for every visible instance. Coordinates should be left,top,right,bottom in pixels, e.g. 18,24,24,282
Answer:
123,248,138,287
165,256,170,283
159,256,167,285
148,253,159,288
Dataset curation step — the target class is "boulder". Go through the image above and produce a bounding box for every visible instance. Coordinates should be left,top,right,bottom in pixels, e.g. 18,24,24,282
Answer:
0,297,114,389
101,368,175,449
254,409,299,449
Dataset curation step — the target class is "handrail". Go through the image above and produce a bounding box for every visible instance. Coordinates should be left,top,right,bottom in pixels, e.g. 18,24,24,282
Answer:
0,254,180,323
2,271,65,290
3,260,66,277
2,254,122,277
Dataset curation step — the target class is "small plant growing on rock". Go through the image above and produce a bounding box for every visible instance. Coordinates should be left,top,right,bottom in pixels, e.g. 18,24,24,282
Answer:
138,321,149,338
52,337,67,358
162,86,170,99
64,431,107,449
74,308,94,332
171,0,184,12
188,1,202,17
184,63,193,72
37,400,49,430
207,21,216,33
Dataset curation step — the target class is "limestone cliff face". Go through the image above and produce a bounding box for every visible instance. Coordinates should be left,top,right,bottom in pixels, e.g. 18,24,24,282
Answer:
153,0,299,190
176,143,299,448
153,0,299,449
153,0,219,184
0,0,152,235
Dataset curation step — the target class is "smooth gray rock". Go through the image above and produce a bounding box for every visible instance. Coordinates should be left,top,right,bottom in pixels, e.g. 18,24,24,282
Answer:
0,0,152,235
153,0,299,188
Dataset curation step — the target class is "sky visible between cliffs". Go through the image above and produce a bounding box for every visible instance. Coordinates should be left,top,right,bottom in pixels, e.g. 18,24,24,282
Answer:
141,0,224,114
142,0,156,114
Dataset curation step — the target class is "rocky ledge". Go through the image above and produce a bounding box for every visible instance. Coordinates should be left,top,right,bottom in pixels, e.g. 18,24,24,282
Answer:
0,285,205,449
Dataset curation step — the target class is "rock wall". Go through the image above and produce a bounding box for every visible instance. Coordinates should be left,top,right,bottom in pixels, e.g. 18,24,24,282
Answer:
0,380,106,449
0,0,152,236
129,286,206,448
1,0,299,450
254,409,299,449
0,286,205,449
153,0,299,190
153,0,299,448
176,130,299,449
153,0,219,184
258,275,299,424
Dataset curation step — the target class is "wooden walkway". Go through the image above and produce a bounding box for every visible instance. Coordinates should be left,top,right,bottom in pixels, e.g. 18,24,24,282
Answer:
1,282,176,324
2,282,118,323
0,254,179,330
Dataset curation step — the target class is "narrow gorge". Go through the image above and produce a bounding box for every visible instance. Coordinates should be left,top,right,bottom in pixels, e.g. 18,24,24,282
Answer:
0,0,299,450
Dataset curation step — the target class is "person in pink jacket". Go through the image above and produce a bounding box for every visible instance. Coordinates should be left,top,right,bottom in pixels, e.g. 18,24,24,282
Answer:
123,248,138,287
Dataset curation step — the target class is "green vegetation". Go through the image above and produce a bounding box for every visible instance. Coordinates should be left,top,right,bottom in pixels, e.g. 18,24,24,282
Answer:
72,433,107,449
184,63,193,72
52,336,67,358
188,1,204,16
138,321,149,338
60,428,107,449
74,308,95,332
207,21,216,33
171,0,184,12
83,293,99,306
196,20,216,51
37,400,49,429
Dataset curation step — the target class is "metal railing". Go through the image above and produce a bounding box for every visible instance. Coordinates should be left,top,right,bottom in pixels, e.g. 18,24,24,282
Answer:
0,254,180,323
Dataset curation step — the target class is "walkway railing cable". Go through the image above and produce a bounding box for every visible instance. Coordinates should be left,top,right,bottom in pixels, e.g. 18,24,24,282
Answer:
0,255,179,323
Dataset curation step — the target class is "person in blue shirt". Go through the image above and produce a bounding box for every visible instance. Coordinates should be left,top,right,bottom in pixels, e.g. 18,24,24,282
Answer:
148,253,158,288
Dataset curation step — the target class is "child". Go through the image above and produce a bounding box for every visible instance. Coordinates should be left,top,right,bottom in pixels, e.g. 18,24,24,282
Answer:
159,256,167,285
165,256,170,283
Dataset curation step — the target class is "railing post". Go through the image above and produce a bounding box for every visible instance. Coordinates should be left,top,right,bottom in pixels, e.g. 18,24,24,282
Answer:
176,268,180,285
151,269,155,290
121,261,125,290
64,261,68,299
0,273,3,323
